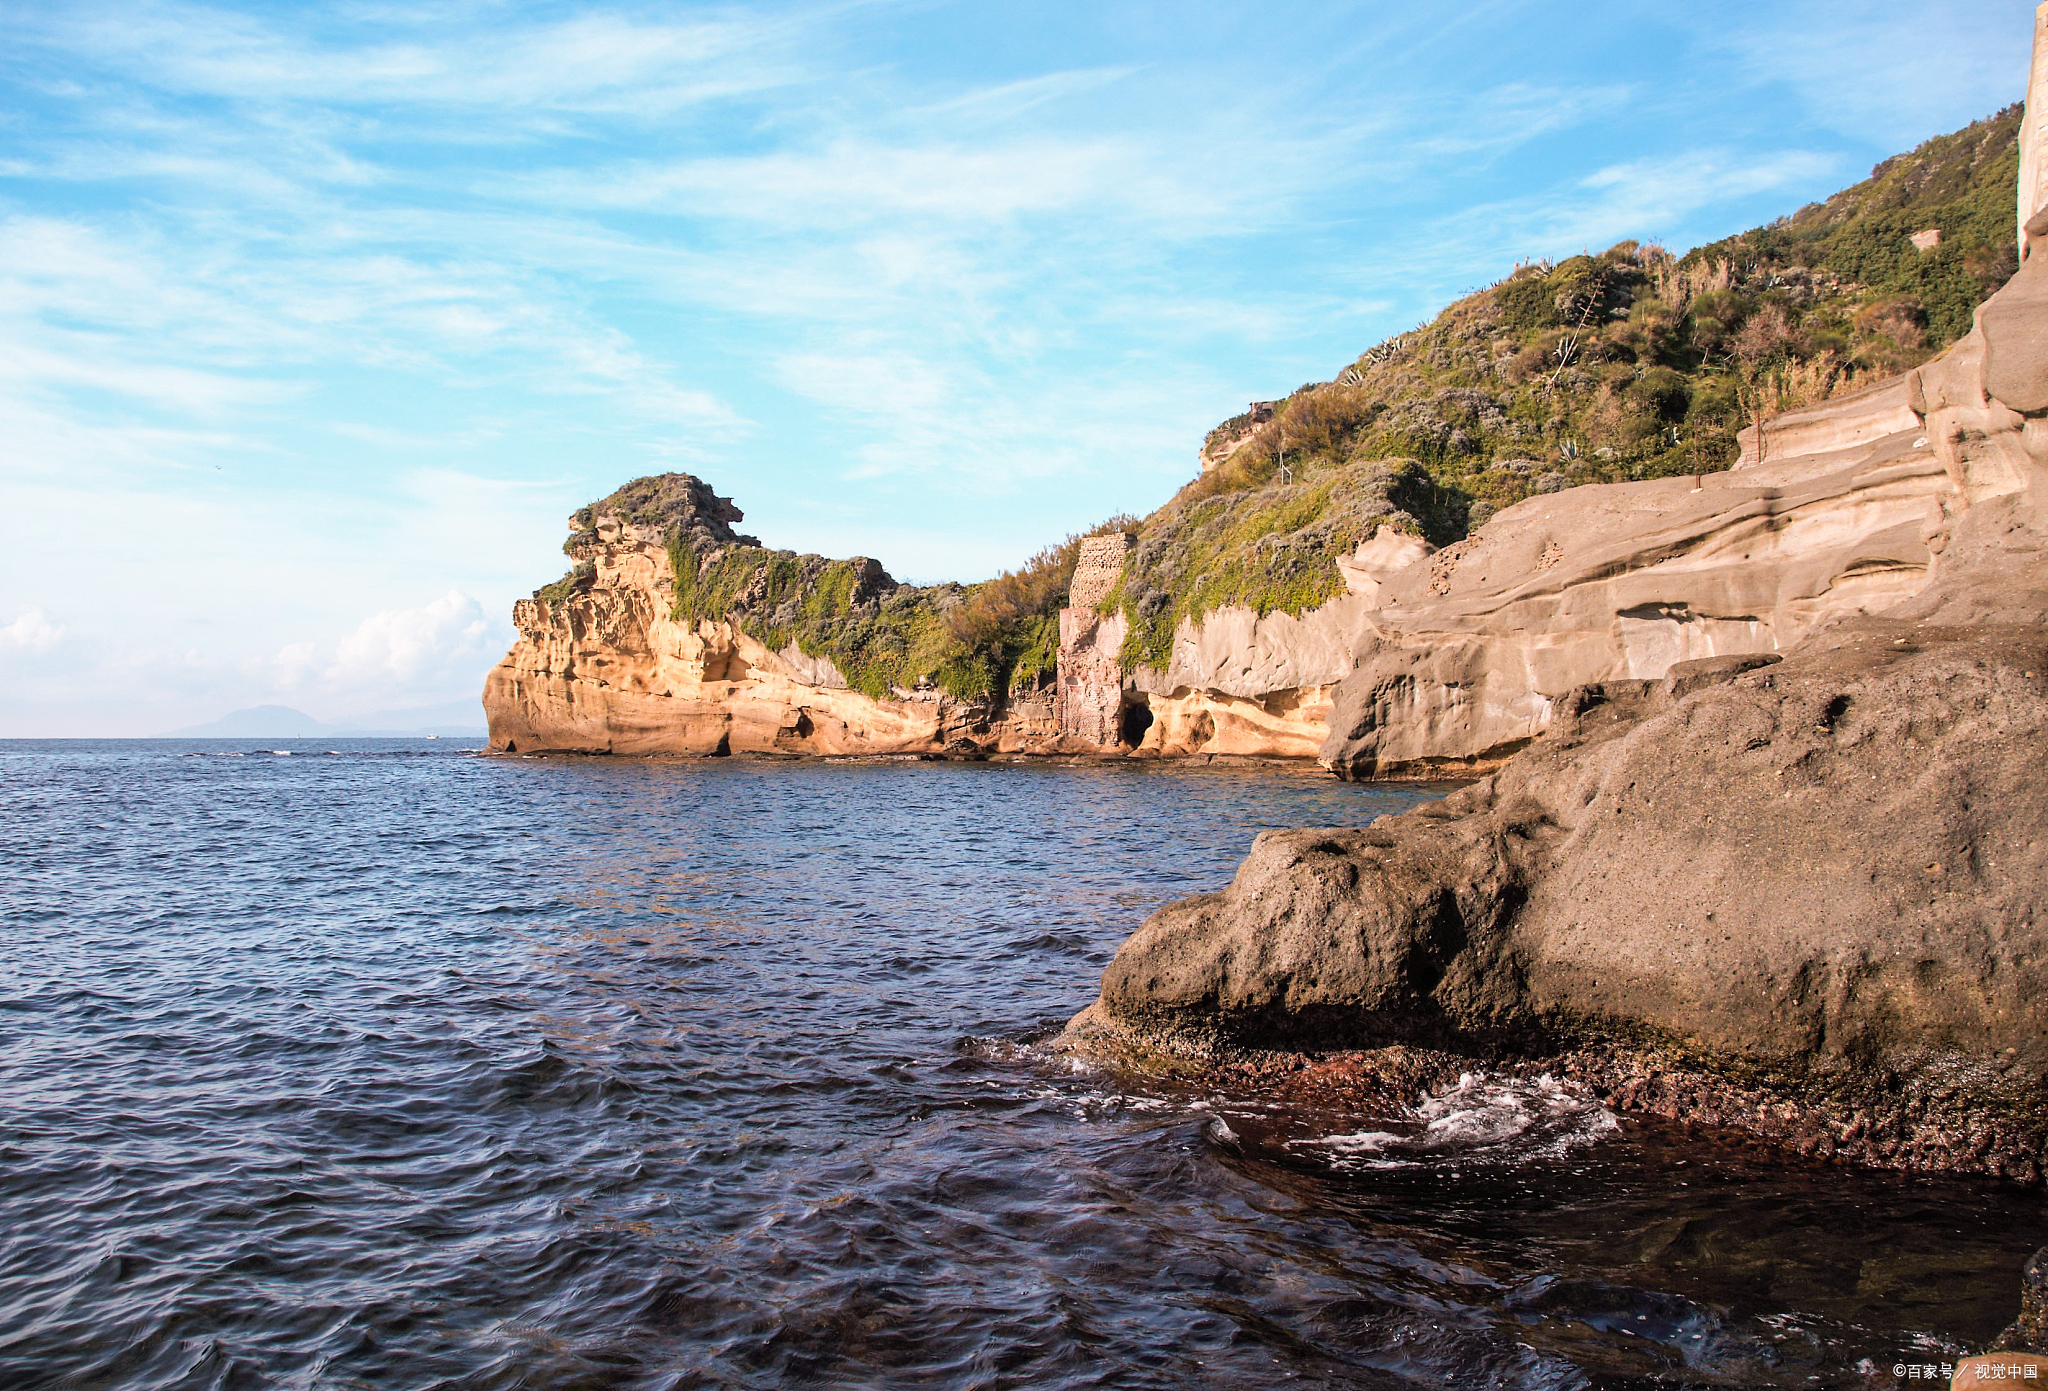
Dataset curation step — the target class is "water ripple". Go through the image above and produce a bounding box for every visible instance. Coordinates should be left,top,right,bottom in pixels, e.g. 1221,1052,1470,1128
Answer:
0,738,2038,1390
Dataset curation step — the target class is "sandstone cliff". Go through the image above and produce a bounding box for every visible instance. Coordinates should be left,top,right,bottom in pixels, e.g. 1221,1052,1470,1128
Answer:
1310,375,1944,775
1086,102,2025,769
486,475,1084,756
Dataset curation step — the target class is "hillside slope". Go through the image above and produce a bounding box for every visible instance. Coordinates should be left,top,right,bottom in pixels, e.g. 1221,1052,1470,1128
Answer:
1110,106,2020,669
1059,3,2048,1176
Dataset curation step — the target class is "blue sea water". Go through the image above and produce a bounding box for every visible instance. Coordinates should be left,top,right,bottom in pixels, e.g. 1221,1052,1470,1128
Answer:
0,739,2040,1390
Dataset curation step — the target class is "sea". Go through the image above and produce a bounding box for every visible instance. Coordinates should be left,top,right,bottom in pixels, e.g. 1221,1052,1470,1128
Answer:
2,739,2040,1390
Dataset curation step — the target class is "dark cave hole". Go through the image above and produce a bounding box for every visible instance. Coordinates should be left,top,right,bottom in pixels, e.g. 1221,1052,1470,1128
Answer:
1119,702,1155,747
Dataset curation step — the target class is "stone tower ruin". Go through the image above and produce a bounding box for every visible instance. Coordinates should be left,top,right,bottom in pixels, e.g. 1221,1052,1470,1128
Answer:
1055,533,1135,745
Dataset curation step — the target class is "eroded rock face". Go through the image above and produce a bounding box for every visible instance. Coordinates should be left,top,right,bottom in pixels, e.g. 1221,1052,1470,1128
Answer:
1055,609,1129,747
1090,363,1968,773
484,333,1999,766
485,524,1064,757
487,73,2039,773
1314,401,1957,775
1082,625,2048,1180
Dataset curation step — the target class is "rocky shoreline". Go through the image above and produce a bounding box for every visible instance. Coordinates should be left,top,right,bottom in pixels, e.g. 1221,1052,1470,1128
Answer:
1059,608,2048,1187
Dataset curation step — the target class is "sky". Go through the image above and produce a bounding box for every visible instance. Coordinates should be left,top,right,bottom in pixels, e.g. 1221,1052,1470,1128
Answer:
0,0,2036,736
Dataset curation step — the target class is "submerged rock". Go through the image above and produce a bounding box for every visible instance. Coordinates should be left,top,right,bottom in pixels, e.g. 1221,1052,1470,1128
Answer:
2002,1247,2048,1353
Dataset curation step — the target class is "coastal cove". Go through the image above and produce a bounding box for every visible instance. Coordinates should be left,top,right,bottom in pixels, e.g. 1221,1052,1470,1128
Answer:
2,741,2041,1389
475,25,2048,1209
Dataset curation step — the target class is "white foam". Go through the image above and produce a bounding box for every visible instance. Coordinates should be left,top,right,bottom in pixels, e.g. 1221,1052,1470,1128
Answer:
1288,1072,1618,1171
1310,1129,1405,1155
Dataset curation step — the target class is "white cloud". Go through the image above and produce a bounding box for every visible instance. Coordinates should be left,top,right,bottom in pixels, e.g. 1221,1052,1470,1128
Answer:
1560,148,1842,243
0,207,747,457
324,590,497,691
1354,145,1845,293
529,135,1217,228
0,609,65,653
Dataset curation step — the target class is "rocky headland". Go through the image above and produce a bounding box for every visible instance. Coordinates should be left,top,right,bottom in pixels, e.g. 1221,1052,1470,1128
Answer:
1058,22,2048,1194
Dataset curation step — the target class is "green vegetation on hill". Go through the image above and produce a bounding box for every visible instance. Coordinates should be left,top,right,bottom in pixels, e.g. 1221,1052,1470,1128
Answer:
661,532,1134,704
669,546,983,702
534,474,1138,705
1108,105,2021,671
1100,458,1459,668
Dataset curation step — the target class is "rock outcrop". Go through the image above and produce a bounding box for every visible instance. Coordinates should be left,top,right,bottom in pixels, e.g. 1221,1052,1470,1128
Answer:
1096,370,1958,774
1072,619,2048,1180
1958,1249,2048,1391
1086,104,2028,771
486,370,2013,772
485,522,1069,757
1065,33,2048,1180
487,107,2029,766
486,568,990,759
486,475,1142,758
1312,376,1949,776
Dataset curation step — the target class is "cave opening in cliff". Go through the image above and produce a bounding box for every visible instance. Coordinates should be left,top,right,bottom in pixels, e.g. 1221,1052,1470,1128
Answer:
1118,701,1154,747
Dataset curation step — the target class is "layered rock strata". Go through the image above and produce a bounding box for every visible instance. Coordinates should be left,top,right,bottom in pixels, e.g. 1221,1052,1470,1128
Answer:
1310,377,1951,776
487,101,2031,766
1063,86,2048,1178
486,376,2003,765
1080,375,1957,771
486,539,1071,757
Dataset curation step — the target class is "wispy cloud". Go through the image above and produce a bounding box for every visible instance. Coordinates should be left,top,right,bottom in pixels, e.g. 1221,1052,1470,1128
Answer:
1533,147,1843,251
281,589,500,693
1681,0,2036,145
8,3,811,113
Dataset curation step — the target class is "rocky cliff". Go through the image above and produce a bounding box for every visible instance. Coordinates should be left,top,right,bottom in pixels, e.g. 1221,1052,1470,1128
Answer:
1309,374,1945,775
1061,28,2048,1179
486,475,1084,756
488,103,2027,765
1083,101,2026,768
486,375,1972,764
1086,370,1954,775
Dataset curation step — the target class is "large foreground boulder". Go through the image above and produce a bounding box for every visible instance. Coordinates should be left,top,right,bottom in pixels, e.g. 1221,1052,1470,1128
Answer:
1076,622,2048,1180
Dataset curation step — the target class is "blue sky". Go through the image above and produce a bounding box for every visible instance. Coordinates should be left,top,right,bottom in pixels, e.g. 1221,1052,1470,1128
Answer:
0,0,2034,735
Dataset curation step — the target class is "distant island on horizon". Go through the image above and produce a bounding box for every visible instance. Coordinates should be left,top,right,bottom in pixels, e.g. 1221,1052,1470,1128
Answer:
164,700,487,739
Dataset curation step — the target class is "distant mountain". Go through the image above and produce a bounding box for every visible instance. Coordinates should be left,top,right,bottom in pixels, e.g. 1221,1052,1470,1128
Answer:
165,699,486,738
167,705,328,738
